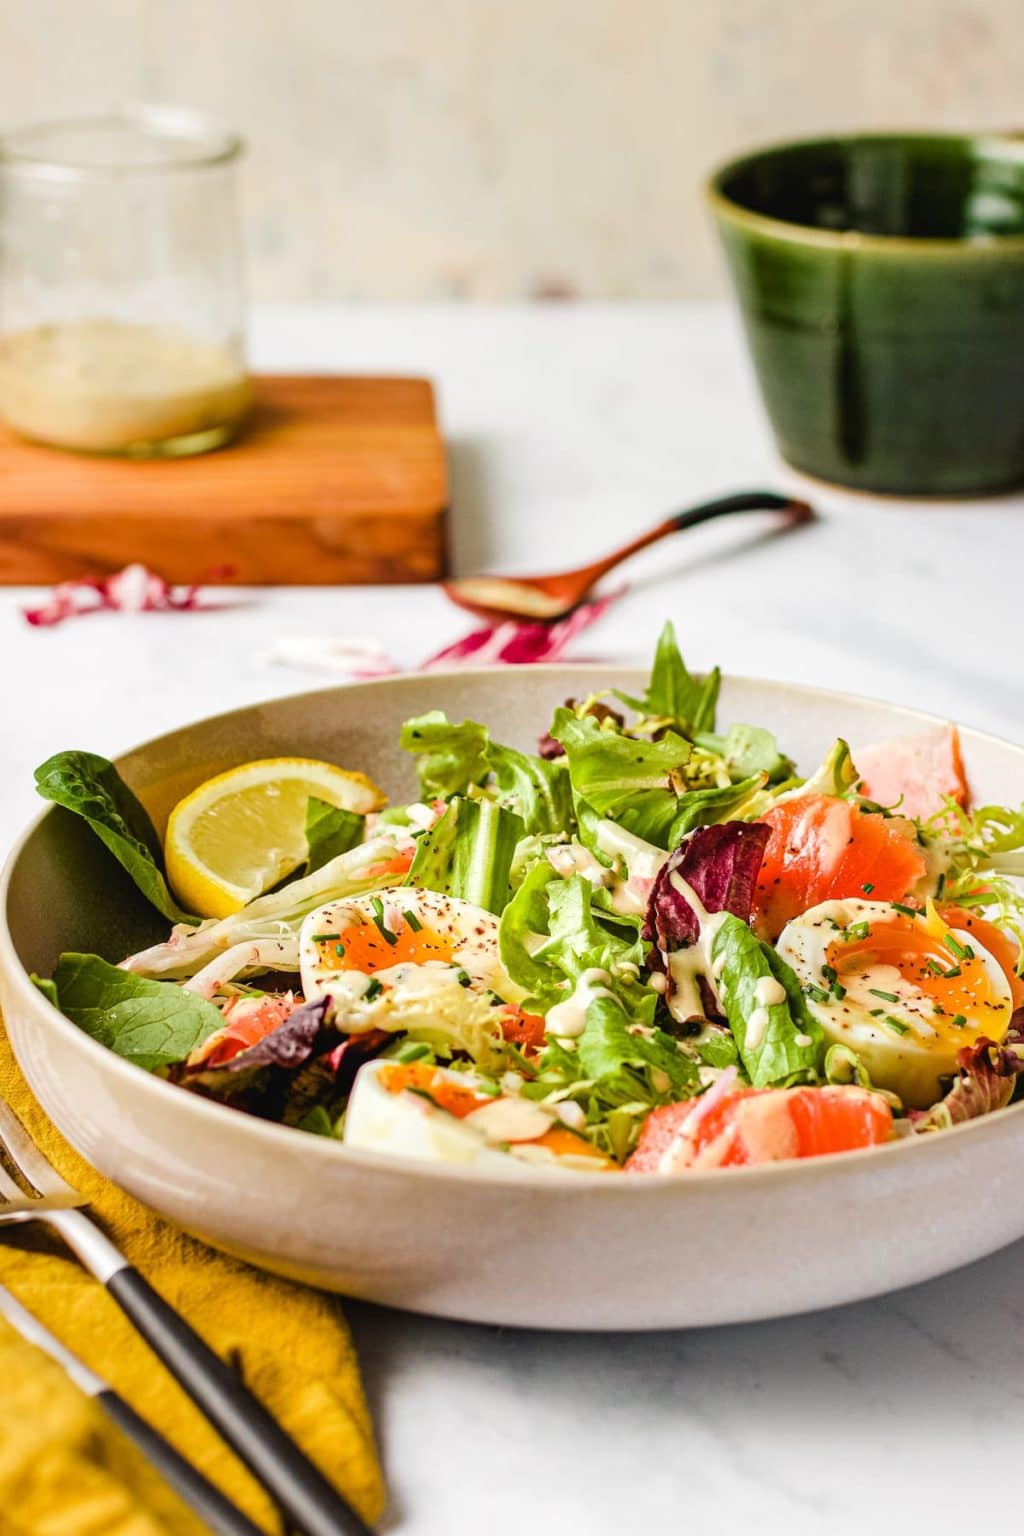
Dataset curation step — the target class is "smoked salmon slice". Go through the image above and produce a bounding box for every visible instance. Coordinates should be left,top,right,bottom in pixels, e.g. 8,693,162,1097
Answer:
751,793,927,940
626,1083,893,1172
854,724,968,821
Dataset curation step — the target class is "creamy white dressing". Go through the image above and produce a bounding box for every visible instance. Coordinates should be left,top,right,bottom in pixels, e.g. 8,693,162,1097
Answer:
754,975,787,1009
594,821,668,882
663,874,729,1023
744,1006,771,1051
545,967,613,1039
555,1100,586,1131
464,1096,555,1144
546,842,612,886
816,799,853,873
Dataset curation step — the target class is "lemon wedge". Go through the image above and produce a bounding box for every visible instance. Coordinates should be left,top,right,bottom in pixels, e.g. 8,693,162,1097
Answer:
165,758,386,919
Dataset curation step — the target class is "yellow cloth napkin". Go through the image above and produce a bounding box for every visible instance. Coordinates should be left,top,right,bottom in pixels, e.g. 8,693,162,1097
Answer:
0,1025,384,1535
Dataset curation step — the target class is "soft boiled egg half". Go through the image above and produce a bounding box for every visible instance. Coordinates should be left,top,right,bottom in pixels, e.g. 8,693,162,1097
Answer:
299,887,525,1052
344,1059,614,1170
776,898,1014,1107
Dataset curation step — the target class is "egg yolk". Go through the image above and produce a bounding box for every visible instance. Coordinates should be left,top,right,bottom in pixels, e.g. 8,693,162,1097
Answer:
316,914,455,973
379,1062,491,1118
826,912,1006,1031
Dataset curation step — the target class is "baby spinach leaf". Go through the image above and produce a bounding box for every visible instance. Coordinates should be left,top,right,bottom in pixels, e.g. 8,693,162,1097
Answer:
34,750,194,924
52,953,222,1071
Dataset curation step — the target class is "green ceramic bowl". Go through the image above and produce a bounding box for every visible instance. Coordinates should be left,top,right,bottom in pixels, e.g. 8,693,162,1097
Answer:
708,133,1024,495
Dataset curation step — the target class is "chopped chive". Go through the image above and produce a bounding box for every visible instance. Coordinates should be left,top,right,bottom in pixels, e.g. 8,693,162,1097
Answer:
861,882,875,894
869,988,900,1004
869,1008,885,1017
951,1013,967,1028
846,921,870,941
944,934,968,961
885,1016,909,1035
821,963,838,985
334,943,346,958
806,984,830,1004
311,932,341,943
454,967,472,988
925,959,944,977
943,965,962,979
404,909,423,933
370,896,398,945
891,902,917,919
393,1040,432,1063
363,977,384,1001
832,982,847,1001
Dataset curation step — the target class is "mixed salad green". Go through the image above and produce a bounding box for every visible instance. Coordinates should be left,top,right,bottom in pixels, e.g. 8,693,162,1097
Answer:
32,624,1024,1174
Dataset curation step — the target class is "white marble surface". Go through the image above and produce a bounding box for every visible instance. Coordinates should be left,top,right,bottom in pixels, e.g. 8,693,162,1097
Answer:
4,301,1024,1533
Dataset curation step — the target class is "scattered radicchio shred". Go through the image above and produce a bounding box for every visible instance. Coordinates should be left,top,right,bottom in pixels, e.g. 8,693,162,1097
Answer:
225,996,333,1073
22,562,233,628
909,1028,1024,1133
643,821,772,954
419,591,620,671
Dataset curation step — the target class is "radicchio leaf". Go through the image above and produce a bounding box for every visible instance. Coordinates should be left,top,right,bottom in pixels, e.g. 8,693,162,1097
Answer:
643,821,771,953
23,562,224,627
910,1024,1024,1133
225,995,334,1072
421,592,619,670
326,1028,390,1089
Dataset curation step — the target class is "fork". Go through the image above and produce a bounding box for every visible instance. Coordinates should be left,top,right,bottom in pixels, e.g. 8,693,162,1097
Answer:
0,1281,263,1536
0,1093,373,1536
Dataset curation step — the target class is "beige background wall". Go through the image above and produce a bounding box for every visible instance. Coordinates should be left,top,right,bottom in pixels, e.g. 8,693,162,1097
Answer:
4,0,1023,301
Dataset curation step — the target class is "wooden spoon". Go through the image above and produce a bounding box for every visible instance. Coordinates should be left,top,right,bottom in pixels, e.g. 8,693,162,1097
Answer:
443,490,815,625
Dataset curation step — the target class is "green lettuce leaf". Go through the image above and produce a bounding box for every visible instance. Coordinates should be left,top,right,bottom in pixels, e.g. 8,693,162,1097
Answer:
407,796,523,914
304,798,365,874
34,750,194,924
52,952,222,1070
400,710,573,836
576,994,700,1097
694,723,794,784
549,707,690,846
669,773,770,842
710,915,822,1087
614,620,720,734
500,868,652,1017
400,712,489,798
486,742,574,836
774,738,860,804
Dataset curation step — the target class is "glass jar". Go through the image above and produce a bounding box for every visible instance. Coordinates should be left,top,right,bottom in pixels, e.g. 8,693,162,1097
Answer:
0,106,251,457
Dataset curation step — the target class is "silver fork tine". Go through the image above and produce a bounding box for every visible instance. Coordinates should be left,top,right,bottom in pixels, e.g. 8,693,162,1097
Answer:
0,1096,79,1202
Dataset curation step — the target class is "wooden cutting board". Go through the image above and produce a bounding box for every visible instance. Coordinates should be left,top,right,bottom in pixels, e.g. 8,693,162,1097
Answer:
0,374,448,584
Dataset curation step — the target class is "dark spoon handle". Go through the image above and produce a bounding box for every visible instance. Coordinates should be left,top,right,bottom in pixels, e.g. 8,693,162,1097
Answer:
668,489,813,533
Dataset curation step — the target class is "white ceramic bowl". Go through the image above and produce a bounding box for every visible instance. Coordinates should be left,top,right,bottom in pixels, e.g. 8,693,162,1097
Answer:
3,667,1024,1330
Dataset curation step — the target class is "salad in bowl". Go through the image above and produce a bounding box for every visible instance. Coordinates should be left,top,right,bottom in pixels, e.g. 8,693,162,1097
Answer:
31,624,1024,1178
